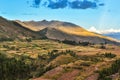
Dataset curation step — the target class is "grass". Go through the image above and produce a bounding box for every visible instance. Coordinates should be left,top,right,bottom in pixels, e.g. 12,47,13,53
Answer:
57,26,116,41
0,40,120,80
0,39,96,58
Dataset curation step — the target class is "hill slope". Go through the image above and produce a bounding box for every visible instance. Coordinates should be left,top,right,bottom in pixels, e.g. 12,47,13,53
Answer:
16,20,119,44
0,17,40,40
1,17,119,44
39,27,119,44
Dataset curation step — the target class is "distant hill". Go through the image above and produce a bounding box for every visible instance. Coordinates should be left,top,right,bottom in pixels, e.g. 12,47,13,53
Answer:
0,16,40,41
16,20,120,45
0,16,119,44
103,32,120,40
15,20,80,31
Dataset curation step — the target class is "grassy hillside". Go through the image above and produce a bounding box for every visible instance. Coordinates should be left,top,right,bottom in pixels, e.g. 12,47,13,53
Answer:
16,20,119,45
0,16,41,41
0,39,120,80
38,27,119,45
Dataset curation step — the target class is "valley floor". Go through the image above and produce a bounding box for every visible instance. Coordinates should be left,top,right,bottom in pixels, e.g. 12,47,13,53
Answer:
0,40,120,80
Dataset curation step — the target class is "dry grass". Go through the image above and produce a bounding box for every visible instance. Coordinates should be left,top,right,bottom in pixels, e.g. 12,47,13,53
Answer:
1,40,120,80
1,40,120,58
57,26,117,42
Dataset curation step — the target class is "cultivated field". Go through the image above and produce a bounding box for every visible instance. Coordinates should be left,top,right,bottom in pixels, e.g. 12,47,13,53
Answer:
1,40,120,80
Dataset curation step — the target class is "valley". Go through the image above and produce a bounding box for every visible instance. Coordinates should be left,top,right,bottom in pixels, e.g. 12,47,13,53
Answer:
0,0,120,80
0,16,120,80
0,39,120,80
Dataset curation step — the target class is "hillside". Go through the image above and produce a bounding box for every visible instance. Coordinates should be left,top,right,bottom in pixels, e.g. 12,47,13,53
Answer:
1,39,120,80
0,16,119,44
0,16,120,80
16,20,119,45
15,20,80,31
0,17,40,41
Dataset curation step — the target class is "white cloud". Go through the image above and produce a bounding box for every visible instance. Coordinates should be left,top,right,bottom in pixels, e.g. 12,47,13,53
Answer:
87,26,101,33
100,28,120,34
88,27,120,34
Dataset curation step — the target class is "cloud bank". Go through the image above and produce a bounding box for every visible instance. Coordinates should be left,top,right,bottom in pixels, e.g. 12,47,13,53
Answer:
88,26,120,34
101,29,120,34
32,0,104,9
88,26,101,33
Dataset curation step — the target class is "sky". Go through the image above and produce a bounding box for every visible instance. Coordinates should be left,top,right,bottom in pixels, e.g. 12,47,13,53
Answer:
0,0,120,33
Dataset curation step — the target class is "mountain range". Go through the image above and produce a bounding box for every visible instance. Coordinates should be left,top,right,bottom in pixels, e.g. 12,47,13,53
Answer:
103,32,120,40
0,16,119,45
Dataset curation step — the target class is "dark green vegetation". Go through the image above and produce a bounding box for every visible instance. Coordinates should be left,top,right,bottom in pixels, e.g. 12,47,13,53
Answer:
0,53,30,80
98,59,120,80
0,50,77,80
0,38,14,42
101,52,116,58
62,39,90,46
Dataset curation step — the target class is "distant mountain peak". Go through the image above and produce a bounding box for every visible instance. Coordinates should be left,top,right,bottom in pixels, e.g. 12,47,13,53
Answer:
41,19,48,22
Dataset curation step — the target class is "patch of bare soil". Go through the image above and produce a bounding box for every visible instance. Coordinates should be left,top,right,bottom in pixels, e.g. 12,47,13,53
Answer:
43,67,63,78
85,73,99,80
32,78,50,80
110,73,119,80
32,67,63,80
57,69,79,80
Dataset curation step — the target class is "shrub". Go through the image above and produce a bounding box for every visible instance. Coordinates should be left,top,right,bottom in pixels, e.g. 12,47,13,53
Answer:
26,38,32,42
62,40,77,45
79,42,90,46
98,59,120,80
100,44,106,49
102,53,116,58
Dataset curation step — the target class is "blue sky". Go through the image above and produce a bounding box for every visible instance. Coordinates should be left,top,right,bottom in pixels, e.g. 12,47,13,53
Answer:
0,0,120,31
